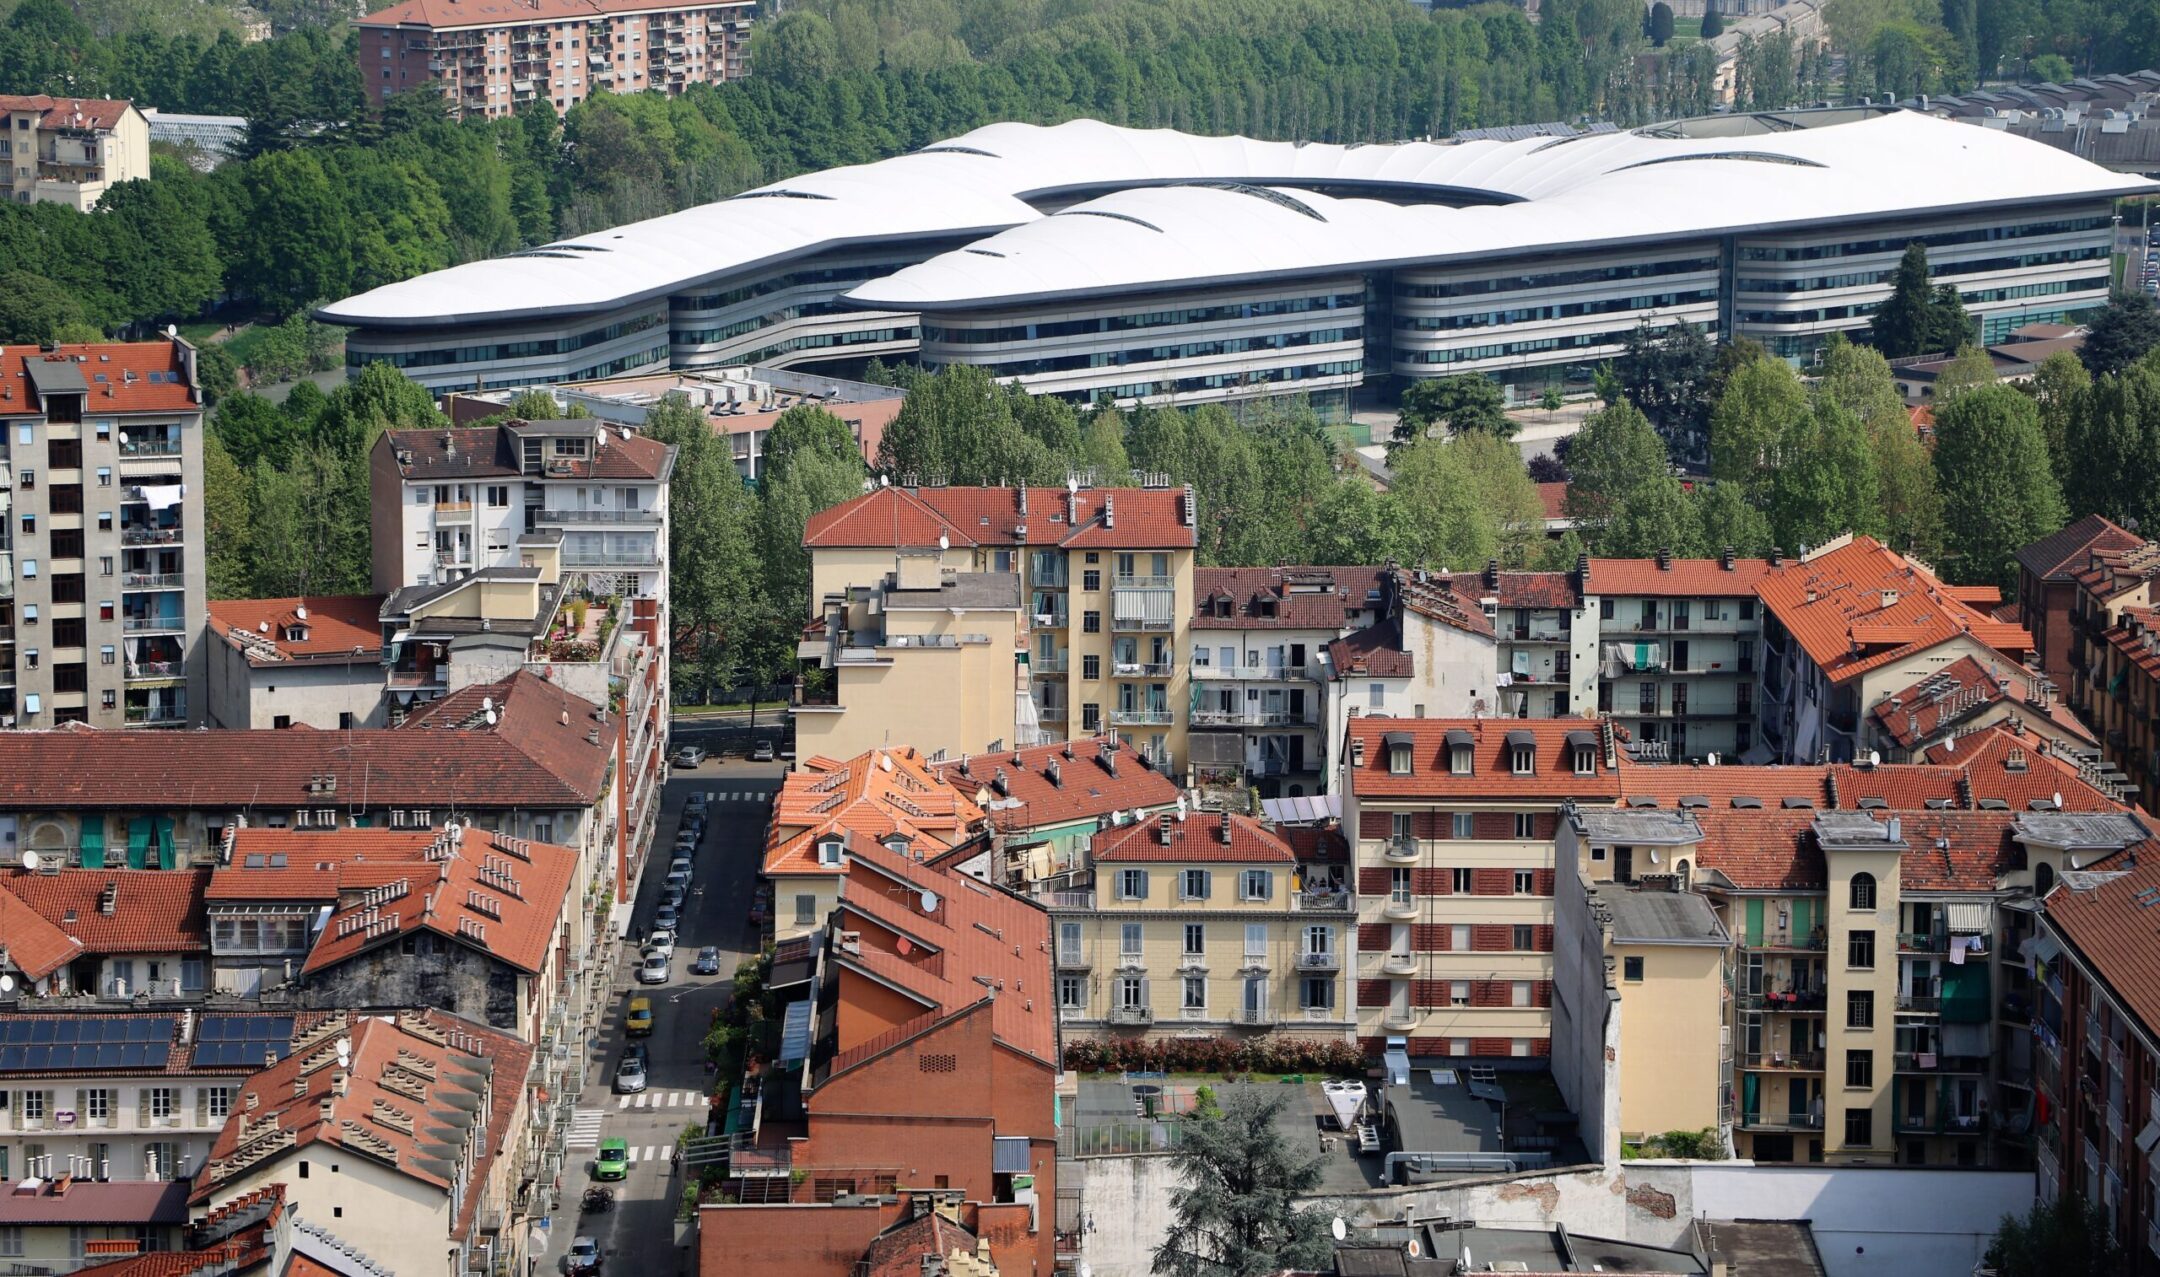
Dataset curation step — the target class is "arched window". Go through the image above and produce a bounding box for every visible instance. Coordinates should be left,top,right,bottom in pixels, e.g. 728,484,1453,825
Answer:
2035,862,2056,897
1850,872,1877,910
1676,858,1691,883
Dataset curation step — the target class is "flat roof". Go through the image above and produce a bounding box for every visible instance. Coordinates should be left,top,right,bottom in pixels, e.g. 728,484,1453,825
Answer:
1593,884,1731,946
1382,1076,1503,1156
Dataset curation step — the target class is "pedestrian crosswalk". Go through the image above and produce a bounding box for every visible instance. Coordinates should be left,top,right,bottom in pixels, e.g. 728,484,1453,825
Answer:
565,1108,605,1151
618,1091,706,1110
705,790,770,804
625,1145,673,1166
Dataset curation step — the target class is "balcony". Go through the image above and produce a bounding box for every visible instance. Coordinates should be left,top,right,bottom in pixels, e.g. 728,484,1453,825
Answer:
1752,928,1827,951
1383,837,1419,863
1034,704,1067,723
434,550,471,569
1029,565,1068,589
1112,662,1177,679
1054,948,1089,970
562,546,660,568
1108,708,1173,727
534,507,661,526
122,615,186,635
1237,1007,1276,1028
1895,1051,1986,1073
118,436,181,458
1382,953,1417,976
1383,896,1418,921
121,572,184,592
1739,988,1826,1012
125,660,182,681
1738,1111,1824,1131
1296,950,1341,972
1044,890,1095,910
1742,1051,1824,1072
1895,993,1941,1014
125,702,186,725
1382,1009,1420,1032
122,526,184,547
1899,932,1949,953
433,500,474,521
1030,653,1069,675
1110,1006,1152,1025
1291,888,1352,914
1509,628,1572,645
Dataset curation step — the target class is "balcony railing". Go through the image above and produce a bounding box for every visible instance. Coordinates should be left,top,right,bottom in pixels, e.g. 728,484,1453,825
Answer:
1054,948,1088,969
125,703,186,725
1382,1010,1420,1031
1383,895,1417,920
1752,928,1827,951
1031,653,1069,674
1034,704,1068,723
1029,566,1068,589
1738,1111,1824,1131
433,500,473,517
1238,1007,1276,1027
1296,950,1341,971
535,507,661,525
119,437,182,457
1382,953,1417,976
125,660,181,680
1191,664,1321,681
122,527,183,546
1112,662,1177,679
1113,575,1175,590
1383,837,1418,863
1740,988,1826,1012
1108,708,1173,727
1899,932,1950,953
1895,1051,1986,1073
1895,993,1941,1013
562,548,660,568
1110,1006,1152,1025
1742,1051,1824,1071
122,572,184,591
1291,889,1352,913
122,615,185,634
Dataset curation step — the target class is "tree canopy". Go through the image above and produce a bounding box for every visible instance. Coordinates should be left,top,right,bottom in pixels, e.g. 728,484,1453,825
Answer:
1867,243,1974,358
1153,1087,1335,1277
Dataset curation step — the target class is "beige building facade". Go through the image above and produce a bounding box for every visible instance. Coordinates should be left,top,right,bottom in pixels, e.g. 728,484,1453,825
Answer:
0,96,150,210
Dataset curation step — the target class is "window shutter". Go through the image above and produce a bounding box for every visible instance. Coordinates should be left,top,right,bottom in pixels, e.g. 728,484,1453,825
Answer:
1200,872,1211,900
1139,978,1151,1009
73,1090,84,1124
196,1089,208,1125
1138,870,1150,900
137,1088,149,1124
1260,872,1272,900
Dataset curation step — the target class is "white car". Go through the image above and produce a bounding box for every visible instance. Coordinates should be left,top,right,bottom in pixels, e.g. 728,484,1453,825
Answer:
645,929,675,960
637,952,671,984
668,856,693,878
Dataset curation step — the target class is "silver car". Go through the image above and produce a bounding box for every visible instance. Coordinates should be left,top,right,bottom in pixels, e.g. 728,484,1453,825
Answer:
613,1053,647,1094
637,952,671,984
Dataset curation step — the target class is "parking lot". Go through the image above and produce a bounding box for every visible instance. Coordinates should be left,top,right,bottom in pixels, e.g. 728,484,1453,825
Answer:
536,749,785,1277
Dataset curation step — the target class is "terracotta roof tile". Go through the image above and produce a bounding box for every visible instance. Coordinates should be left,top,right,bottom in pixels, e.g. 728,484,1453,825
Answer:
932,738,1178,835
0,343,195,417
0,888,82,979
767,748,984,878
381,421,673,484
1536,482,1568,522
860,1209,980,1277
295,827,576,976
1092,811,1294,863
0,869,208,954
1613,760,1833,807
1329,621,1415,679
2016,514,2144,582
804,485,1195,550
1690,809,1826,890
1754,536,2032,684
2042,837,2160,1034
1347,717,1619,801
0,95,135,133
1192,566,1380,629
207,596,385,664
0,1181,189,1226
210,830,460,902
1867,654,2088,749
1280,824,1349,862
1398,573,1495,639
2069,540,2160,603
1495,571,1579,610
1586,557,1772,598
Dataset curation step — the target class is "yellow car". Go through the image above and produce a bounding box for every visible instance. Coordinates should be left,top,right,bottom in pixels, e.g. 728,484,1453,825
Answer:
625,996,654,1037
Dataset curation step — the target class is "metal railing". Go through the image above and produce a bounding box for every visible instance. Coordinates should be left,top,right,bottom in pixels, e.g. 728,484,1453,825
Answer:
125,660,181,679
119,437,181,457
1110,1006,1152,1025
1108,708,1173,727
434,500,473,515
1291,890,1353,913
563,549,660,567
125,703,186,724
1751,928,1827,950
122,527,183,546
122,616,184,634
1296,950,1341,971
1383,837,1418,862
1031,653,1069,674
1738,1111,1823,1130
1895,993,1941,1013
1112,575,1175,590
122,572,183,590
1741,1051,1824,1071
1899,931,1949,953
535,507,661,524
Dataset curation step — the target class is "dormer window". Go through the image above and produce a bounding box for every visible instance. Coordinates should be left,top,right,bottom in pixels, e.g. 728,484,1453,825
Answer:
1450,746,1472,776
1573,747,1594,776
1382,732,1414,776
817,836,844,867
1512,747,1533,775
883,835,910,856
285,626,308,643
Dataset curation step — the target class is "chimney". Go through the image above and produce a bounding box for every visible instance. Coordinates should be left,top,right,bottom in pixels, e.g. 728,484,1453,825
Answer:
1218,809,1233,846
1350,738,1365,768
1156,819,1172,846
1721,545,1735,571
1576,553,1589,584
1656,547,1671,570
1769,547,1784,567
1483,559,1499,589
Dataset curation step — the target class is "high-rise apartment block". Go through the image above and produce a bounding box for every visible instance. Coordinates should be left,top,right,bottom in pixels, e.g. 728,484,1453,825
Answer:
0,340,204,730
358,0,754,121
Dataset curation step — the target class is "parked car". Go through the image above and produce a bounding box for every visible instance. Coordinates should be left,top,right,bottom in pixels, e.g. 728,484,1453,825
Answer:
691,946,723,975
665,870,692,896
645,929,676,960
594,1139,628,1181
566,1236,602,1275
613,1052,647,1094
674,745,707,768
669,857,694,880
654,904,680,932
751,740,775,762
625,996,654,1037
637,952,671,984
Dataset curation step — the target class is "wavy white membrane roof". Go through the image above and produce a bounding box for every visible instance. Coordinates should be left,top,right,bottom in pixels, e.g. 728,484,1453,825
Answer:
320,112,2151,328
849,111,2154,310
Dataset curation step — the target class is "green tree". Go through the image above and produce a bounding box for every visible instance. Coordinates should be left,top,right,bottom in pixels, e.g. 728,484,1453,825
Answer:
1390,432,1542,569
1396,374,1514,443
1925,283,1977,354
210,392,295,469
1930,344,1997,407
1649,2,1675,46
1617,320,1717,459
876,365,1053,486
1933,385,2068,589
2029,52,2074,83
1603,474,1701,558
642,393,762,672
2064,362,2160,531
1689,481,1774,555
761,403,863,487
1564,398,1672,538
1766,401,1878,552
0,270,99,343
507,389,564,419
1983,1194,2122,1277
1707,353,1808,501
203,428,254,600
235,149,353,315
2022,350,2089,489
1700,4,1723,38
758,408,867,622
1306,479,1415,565
2080,291,2160,378
1153,1087,1335,1277
1868,242,1948,357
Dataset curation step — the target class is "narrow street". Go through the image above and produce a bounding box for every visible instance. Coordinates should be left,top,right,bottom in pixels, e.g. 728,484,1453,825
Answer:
533,752,784,1277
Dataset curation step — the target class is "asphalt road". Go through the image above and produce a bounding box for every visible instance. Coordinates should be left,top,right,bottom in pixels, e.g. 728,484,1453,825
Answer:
535,754,784,1277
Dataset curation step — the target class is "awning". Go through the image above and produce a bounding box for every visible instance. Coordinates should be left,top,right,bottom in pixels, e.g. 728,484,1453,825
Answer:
126,817,151,870
1565,730,1598,749
1940,962,1991,1024
2136,1121,2160,1156
1945,902,1994,934
1381,731,1415,749
155,817,176,870
993,1135,1031,1175
1505,729,1536,748
78,822,104,870
1444,729,1474,748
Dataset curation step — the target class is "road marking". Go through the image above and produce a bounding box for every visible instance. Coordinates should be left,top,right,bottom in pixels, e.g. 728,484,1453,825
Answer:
565,1109,605,1150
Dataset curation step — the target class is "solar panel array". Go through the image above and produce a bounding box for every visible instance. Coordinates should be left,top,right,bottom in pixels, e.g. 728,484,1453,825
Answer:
191,1016,297,1068
0,1017,175,1072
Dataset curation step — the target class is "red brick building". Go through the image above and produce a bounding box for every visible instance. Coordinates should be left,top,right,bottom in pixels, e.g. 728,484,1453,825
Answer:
358,0,754,121
2017,514,2143,699
703,840,1056,1277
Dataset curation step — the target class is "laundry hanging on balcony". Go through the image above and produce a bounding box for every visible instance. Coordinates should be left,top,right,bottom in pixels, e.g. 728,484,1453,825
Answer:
139,484,185,510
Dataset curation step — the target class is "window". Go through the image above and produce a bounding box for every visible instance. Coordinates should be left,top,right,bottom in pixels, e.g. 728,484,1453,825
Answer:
1117,975,1144,1010
20,1091,47,1122
1120,922,1143,957
1450,981,1471,1006
1741,600,1756,621
1638,682,1657,713
1180,869,1210,900
1514,812,1535,839
1245,923,1267,958
1573,746,1595,775
1623,956,1644,982
486,485,509,507
1844,1109,1872,1147
1057,975,1084,1009
101,690,114,710
1514,869,1535,895
1848,929,1875,970
1388,743,1411,775
1241,869,1271,901
1389,867,1411,904
1118,869,1148,901
0,1227,17,1257
1846,1050,1873,1088
95,467,110,487
84,1089,111,1121
17,514,29,535
1301,976,1335,1011
1452,813,1474,839
1847,989,1874,1028
1082,654,1100,680
1449,744,1472,775
1390,813,1412,842
1512,924,1536,950
1082,610,1101,634
1512,980,1534,1007
1183,923,1204,956
1600,598,1615,620
98,600,113,621
1183,975,1206,1010
147,1087,174,1120
1510,745,1533,775
1450,924,1471,951
816,836,843,867
1081,703,1100,731
1370,682,1387,708
1849,872,1876,910
1451,868,1472,893
1083,569,1100,591
794,894,816,925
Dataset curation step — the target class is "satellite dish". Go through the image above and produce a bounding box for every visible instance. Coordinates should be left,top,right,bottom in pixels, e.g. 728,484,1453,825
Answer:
1867,750,1881,767
0,975,15,994
164,324,177,339
484,710,499,727
1409,1239,1423,1259
2054,792,2064,808
938,533,950,551
920,890,939,913
880,475,891,487
1331,1217,1346,1242
20,850,39,871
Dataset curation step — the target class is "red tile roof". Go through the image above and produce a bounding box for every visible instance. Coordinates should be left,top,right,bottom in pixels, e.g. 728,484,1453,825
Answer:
0,869,209,955
1329,621,1415,679
769,748,982,878
0,1180,189,1226
195,1011,531,1246
298,826,576,975
1192,566,1379,629
0,95,136,132
932,738,1179,835
859,1208,981,1277
1868,654,2091,750
210,830,457,902
2042,837,2160,1034
1092,811,1295,863
1347,717,1620,801
1586,556,1772,598
2016,514,2144,583
1753,536,2032,684
0,671,610,810
803,485,1195,550
1399,572,1496,639
381,422,673,483
361,0,738,28
1914,725,2122,811
1280,824,1350,862
1536,482,1569,522
1495,571,1579,610
207,596,385,665
0,886,82,979
1613,761,1833,808
0,343,196,417
1690,809,1826,890
830,842,1055,1069
2069,540,2160,605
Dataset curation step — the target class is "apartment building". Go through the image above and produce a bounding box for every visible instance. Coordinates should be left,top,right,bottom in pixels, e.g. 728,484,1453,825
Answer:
1049,809,1354,1037
0,1181,188,1272
1490,567,1599,721
358,0,754,121
763,746,984,942
2032,820,2160,1269
0,1010,305,1187
709,841,1055,1277
0,868,208,1000
1325,569,1498,776
1754,535,2035,764
2062,536,2160,796
1587,551,1768,764
2016,514,2143,696
190,1011,533,1277
2091,607,2160,802
1343,717,1622,1057
801,482,1199,769
1865,653,2095,765
0,96,150,210
1189,567,1378,798
203,595,388,729
0,339,207,730
931,735,1181,891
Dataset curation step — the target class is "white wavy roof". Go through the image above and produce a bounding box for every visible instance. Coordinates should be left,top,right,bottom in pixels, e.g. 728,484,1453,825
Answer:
320,112,2152,327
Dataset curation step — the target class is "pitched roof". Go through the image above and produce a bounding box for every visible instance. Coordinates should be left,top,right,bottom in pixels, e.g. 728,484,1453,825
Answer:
0,95,136,132
210,830,455,902
2042,837,2160,1035
194,1011,530,1245
767,748,984,878
1612,761,1833,808
1092,811,1295,863
207,596,386,665
1495,571,1579,610
1347,717,1620,801
932,737,1179,834
829,842,1055,1069
2069,539,2160,604
1329,620,1415,679
2016,514,2143,582
1753,535,2032,684
0,671,609,810
0,886,82,978
803,485,1195,550
1536,482,1569,522
1398,572,1497,640
1913,724,2122,811
297,827,577,976
0,343,196,417
1586,556,1772,598
0,1180,189,1226
0,869,209,955
1868,654,2091,750
381,421,673,483
1192,566,1379,629
859,1208,982,1277
1689,809,1826,890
